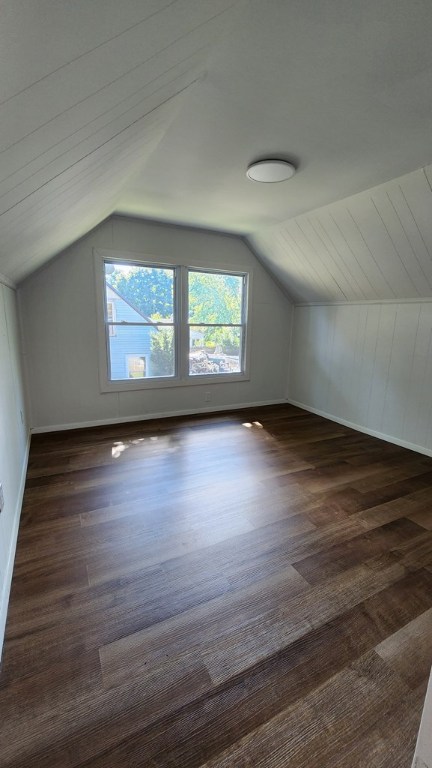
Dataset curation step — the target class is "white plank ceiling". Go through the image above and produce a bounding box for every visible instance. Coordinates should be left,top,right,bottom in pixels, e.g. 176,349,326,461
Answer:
249,165,432,303
0,0,239,282
1,0,432,300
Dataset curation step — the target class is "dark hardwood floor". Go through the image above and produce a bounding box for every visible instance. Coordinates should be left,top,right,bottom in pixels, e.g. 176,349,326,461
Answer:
1,404,432,767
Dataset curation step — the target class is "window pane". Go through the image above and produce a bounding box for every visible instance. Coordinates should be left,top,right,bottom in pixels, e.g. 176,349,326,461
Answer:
109,325,175,380
127,355,146,378
188,271,243,325
189,326,242,375
105,262,174,323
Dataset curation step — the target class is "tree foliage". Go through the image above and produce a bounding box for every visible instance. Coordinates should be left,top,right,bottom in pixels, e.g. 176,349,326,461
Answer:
150,328,174,376
108,266,243,365
107,266,173,319
188,271,242,324
188,271,242,351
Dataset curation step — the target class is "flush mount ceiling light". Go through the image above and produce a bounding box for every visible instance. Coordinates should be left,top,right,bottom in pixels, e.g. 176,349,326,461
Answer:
246,159,296,183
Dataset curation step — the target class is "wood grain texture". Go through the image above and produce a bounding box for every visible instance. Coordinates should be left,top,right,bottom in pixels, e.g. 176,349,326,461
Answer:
1,404,432,767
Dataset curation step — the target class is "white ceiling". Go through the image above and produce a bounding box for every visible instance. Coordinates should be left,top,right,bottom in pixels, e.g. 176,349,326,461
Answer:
1,0,432,294
250,163,432,303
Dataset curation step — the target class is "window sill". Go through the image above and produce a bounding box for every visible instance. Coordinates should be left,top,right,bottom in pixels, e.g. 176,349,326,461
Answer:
99,373,250,393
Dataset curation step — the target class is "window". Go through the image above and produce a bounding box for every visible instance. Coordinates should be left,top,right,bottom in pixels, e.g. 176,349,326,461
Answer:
106,301,116,335
104,262,175,381
97,252,249,391
127,355,147,378
188,270,245,376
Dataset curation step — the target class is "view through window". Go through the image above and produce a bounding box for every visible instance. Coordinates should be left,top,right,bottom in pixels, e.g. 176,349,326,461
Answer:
104,262,175,380
188,270,244,376
103,260,247,383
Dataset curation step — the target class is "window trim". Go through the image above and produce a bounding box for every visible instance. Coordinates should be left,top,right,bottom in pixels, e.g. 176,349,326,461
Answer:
106,300,116,336
94,249,252,393
187,266,248,377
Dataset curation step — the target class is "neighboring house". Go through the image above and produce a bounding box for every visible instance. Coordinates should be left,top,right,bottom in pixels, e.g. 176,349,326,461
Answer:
106,284,157,380
106,284,206,379
190,327,205,347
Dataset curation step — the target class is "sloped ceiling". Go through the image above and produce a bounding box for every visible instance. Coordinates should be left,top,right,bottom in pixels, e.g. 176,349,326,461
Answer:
0,0,240,282
249,164,432,303
1,0,432,297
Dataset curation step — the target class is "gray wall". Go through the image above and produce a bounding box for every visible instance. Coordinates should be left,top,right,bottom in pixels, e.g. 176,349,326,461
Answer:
0,282,29,654
289,300,432,455
19,216,292,430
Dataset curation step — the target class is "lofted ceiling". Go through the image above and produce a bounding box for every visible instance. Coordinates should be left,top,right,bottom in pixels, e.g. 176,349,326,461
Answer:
1,0,432,296
249,163,432,303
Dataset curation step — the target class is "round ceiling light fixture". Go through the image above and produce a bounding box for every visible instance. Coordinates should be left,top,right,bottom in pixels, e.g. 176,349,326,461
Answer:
246,159,296,183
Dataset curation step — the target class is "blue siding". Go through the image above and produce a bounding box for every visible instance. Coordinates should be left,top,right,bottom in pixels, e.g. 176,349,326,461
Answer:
107,294,156,379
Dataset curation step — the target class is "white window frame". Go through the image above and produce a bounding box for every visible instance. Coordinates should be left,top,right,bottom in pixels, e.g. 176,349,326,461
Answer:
106,300,116,336
94,249,251,393
187,267,247,378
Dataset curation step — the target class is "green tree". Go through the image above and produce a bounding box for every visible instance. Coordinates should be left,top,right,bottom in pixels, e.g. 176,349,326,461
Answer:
188,272,243,352
108,266,173,319
108,266,243,362
188,272,242,325
150,328,174,376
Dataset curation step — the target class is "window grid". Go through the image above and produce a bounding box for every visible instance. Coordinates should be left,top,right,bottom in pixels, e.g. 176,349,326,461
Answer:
101,258,248,386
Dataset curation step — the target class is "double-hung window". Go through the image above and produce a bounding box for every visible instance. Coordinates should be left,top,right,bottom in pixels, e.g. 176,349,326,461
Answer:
188,270,246,376
97,252,249,390
104,262,176,381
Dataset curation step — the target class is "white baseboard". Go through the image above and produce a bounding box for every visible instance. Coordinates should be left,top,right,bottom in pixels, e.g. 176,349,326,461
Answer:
287,399,432,458
31,399,288,434
0,431,31,660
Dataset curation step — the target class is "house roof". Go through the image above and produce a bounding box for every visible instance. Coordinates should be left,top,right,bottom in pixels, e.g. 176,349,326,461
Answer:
106,283,158,324
1,0,432,301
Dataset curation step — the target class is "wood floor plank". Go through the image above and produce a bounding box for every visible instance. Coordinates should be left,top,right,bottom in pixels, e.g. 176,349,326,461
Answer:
200,652,411,768
2,404,432,767
408,508,432,530
329,682,426,768
94,570,432,768
392,530,432,571
376,607,432,689
351,463,432,493
293,518,423,585
99,565,309,690
201,555,406,686
2,561,231,684
0,652,212,768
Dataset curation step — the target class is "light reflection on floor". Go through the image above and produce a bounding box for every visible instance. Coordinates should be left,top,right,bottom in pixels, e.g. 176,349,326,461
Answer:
85,415,312,575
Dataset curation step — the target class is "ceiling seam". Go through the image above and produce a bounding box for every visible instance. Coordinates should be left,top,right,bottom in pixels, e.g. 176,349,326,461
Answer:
385,191,432,293
0,78,200,220
370,196,419,296
0,61,202,204
0,46,208,190
0,0,180,108
0,110,169,232
345,207,397,299
0,3,236,157
315,214,366,301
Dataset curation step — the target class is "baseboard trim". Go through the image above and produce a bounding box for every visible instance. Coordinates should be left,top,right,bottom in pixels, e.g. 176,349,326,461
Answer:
287,399,432,458
30,399,288,434
0,431,31,660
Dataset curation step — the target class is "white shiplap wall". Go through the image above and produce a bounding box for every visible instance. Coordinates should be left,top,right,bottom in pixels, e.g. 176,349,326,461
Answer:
0,282,29,656
289,300,432,455
19,216,291,431
250,164,432,304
